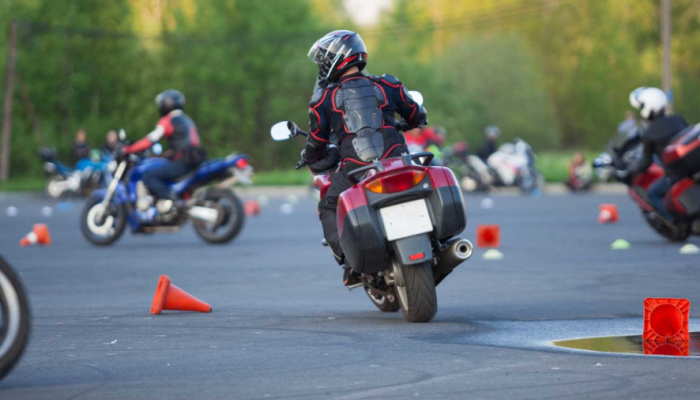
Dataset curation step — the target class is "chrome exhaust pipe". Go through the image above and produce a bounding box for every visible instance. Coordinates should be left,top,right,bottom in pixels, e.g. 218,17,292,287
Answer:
434,238,473,286
188,206,219,223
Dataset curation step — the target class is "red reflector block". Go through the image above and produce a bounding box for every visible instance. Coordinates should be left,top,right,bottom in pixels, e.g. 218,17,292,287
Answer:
643,340,689,356
236,158,249,169
643,298,690,342
598,204,619,224
476,225,500,248
409,253,425,261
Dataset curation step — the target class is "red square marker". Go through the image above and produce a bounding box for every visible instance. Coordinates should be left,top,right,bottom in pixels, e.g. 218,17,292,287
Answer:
643,298,690,342
476,225,500,248
643,340,689,356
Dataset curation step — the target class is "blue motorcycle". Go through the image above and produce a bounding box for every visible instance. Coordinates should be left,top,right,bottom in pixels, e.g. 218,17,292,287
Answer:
40,147,111,199
80,146,252,246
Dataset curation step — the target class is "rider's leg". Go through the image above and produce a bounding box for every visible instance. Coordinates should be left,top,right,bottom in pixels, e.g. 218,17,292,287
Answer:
647,176,674,221
318,168,354,265
142,160,192,200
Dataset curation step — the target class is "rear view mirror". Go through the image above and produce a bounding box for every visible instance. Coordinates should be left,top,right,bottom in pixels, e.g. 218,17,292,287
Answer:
408,91,424,106
151,143,163,155
271,121,295,141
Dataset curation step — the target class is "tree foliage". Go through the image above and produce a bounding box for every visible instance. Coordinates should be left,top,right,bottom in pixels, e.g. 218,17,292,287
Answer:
2,0,700,178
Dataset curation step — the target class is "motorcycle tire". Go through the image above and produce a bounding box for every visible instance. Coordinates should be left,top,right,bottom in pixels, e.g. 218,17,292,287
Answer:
365,287,400,312
193,189,245,244
393,259,438,323
44,175,67,199
0,256,31,381
643,213,691,242
80,196,127,246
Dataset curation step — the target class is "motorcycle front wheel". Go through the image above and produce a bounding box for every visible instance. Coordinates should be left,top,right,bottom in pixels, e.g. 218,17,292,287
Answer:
0,256,30,381
44,175,67,199
80,196,127,246
392,258,438,323
643,212,691,242
192,189,245,244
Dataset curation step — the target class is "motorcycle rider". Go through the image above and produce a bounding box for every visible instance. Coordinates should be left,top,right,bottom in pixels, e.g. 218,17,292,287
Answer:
302,30,427,285
626,87,688,221
477,125,500,161
121,90,205,212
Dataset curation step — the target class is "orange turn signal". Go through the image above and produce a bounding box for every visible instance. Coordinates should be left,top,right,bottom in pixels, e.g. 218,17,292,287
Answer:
365,170,426,194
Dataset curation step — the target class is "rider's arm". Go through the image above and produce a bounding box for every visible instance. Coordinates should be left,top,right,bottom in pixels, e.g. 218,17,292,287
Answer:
380,74,427,129
303,88,331,163
632,135,654,175
124,116,173,154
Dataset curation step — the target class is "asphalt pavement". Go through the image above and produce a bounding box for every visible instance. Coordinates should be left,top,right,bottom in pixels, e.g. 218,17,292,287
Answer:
0,190,699,400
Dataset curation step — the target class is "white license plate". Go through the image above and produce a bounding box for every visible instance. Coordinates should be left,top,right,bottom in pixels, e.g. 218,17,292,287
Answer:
379,199,433,241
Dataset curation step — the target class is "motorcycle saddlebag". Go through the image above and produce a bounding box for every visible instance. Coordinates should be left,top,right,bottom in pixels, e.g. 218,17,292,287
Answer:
426,167,467,240
337,188,388,274
664,124,700,179
664,179,700,217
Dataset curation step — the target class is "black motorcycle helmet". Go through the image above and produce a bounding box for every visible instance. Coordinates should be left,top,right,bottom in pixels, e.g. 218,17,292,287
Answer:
155,89,185,117
308,30,367,87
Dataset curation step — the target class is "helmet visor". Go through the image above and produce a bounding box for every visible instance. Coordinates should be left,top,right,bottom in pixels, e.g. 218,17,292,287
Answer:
308,34,348,65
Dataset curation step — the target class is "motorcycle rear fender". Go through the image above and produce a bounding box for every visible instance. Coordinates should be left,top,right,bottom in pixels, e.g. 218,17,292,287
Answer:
390,234,433,266
665,179,700,217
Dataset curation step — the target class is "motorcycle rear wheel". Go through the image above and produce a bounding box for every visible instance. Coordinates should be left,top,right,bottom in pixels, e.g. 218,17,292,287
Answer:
192,189,245,244
393,258,438,323
0,256,31,381
365,287,400,312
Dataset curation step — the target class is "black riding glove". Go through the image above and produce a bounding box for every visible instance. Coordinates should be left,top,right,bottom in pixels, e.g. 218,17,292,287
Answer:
308,146,341,174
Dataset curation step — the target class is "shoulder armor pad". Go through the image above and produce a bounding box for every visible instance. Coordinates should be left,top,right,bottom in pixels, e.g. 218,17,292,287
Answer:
309,88,327,106
380,74,402,85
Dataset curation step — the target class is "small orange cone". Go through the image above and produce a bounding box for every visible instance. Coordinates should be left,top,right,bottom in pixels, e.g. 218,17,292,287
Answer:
244,200,261,217
476,225,500,248
643,298,690,343
598,204,619,224
20,224,52,246
150,275,212,315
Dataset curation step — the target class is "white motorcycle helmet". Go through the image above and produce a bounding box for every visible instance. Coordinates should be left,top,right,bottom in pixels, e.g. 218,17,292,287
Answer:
629,87,667,120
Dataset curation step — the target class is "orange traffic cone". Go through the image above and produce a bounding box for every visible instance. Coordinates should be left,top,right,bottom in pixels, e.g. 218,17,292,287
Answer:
598,204,619,224
20,224,52,246
643,298,690,343
244,200,261,217
150,275,212,315
476,225,500,248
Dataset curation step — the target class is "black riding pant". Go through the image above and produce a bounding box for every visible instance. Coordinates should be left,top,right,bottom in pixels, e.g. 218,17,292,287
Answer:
142,160,194,199
318,168,355,265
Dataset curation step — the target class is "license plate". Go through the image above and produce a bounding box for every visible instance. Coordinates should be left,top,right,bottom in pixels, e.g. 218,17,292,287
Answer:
379,199,433,241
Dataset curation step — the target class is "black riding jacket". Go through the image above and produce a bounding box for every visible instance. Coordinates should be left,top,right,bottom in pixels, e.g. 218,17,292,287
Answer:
303,72,427,172
633,115,688,175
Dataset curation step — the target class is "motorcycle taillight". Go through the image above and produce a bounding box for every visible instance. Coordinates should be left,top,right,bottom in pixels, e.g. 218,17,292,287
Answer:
235,159,249,169
365,170,426,194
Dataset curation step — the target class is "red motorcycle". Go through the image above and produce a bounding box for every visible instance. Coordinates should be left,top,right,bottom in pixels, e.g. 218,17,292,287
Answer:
271,120,473,323
594,126,700,241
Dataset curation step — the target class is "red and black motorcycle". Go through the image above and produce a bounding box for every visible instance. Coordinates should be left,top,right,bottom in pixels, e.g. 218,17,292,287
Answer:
271,118,473,323
594,126,700,241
